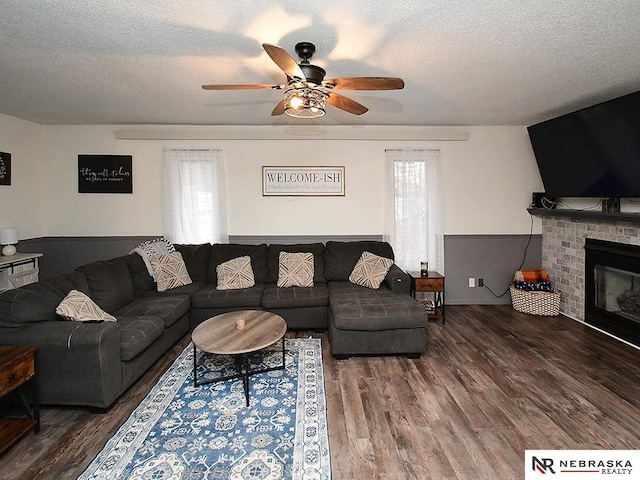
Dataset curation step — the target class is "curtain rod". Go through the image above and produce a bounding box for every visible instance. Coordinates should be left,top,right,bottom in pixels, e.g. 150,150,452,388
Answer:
164,148,222,152
384,148,440,152
116,127,470,141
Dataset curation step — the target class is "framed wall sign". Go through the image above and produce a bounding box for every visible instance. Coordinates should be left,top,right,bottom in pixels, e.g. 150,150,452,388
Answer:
0,151,11,186
78,154,133,193
262,166,345,196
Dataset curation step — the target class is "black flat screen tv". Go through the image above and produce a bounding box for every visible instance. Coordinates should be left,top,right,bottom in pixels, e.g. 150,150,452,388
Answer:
527,90,640,197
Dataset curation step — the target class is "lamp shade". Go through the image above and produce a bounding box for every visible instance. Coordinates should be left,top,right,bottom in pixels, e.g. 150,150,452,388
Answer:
0,228,18,245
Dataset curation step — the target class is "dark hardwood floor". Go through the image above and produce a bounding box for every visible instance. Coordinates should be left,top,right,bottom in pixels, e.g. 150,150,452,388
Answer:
1,305,638,479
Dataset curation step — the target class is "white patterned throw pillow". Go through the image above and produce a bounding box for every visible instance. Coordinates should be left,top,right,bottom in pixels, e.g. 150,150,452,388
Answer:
130,237,176,279
349,251,394,289
56,290,117,322
216,256,255,290
277,251,314,288
149,252,192,292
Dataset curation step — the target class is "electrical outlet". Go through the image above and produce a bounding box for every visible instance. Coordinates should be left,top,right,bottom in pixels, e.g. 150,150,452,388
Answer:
468,277,475,288
478,278,484,287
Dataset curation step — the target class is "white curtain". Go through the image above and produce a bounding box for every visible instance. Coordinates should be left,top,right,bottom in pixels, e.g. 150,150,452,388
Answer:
383,148,444,273
162,148,228,244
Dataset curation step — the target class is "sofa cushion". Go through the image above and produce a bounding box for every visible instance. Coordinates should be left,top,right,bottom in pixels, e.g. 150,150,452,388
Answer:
267,243,326,284
114,294,191,329
117,316,165,361
262,284,329,309
328,281,426,331
349,251,394,289
0,271,90,327
191,284,265,309
150,252,192,292
174,243,210,282
277,251,314,288
207,244,268,285
216,256,255,290
76,257,135,313
125,253,156,295
56,290,117,322
325,241,395,281
142,281,206,298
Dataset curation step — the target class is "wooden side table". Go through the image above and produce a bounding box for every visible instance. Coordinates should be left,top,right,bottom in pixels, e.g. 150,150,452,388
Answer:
0,346,39,455
408,271,445,324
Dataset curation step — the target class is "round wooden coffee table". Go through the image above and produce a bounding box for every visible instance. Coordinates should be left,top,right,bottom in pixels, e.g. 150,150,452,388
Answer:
191,310,287,406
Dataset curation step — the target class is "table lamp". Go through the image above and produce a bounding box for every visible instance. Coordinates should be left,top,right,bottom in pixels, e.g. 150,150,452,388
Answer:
0,227,18,256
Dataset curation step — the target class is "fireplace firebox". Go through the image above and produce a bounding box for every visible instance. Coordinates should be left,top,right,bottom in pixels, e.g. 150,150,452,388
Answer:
585,239,640,348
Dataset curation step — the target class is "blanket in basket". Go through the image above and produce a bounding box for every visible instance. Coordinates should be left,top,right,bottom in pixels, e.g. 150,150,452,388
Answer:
513,269,553,292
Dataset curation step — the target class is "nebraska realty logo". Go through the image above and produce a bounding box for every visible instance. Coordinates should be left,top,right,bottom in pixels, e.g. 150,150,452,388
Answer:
525,451,637,479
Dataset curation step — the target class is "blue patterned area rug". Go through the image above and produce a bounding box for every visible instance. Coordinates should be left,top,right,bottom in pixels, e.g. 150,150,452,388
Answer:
79,338,330,480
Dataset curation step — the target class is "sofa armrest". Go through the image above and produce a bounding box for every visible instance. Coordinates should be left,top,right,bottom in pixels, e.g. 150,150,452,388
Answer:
1,321,123,408
384,264,411,295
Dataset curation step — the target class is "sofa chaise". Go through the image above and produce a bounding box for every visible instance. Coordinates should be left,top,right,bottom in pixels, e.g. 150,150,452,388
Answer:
0,240,427,408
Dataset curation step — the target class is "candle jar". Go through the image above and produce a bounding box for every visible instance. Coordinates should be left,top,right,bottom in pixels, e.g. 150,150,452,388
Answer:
236,318,246,329
420,261,429,277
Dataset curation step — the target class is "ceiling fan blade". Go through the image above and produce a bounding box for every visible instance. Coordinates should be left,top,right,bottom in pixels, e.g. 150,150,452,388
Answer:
202,84,281,90
326,92,369,115
262,43,306,80
271,99,285,116
323,77,405,90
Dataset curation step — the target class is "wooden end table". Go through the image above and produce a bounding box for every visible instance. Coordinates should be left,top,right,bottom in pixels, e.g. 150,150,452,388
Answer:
191,310,287,407
0,345,39,455
409,271,445,324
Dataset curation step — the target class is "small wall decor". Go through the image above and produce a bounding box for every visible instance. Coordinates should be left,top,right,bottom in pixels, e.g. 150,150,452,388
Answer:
78,155,133,193
0,151,11,186
262,166,345,196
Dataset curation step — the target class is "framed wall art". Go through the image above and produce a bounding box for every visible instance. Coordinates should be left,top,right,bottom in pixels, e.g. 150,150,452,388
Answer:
78,154,133,193
262,166,345,196
0,151,11,186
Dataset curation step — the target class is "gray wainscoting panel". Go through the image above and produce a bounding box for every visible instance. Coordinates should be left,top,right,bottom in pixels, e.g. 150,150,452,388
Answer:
229,235,382,245
444,234,542,305
20,236,157,280
20,235,382,280
20,234,541,306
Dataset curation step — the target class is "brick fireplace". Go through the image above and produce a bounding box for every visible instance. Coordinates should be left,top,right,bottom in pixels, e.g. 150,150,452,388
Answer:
541,214,640,325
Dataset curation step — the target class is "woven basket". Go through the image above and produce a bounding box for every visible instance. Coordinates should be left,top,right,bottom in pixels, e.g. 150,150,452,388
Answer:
509,285,561,316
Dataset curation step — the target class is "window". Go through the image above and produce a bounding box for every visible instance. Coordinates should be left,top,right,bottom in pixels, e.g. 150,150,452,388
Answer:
162,148,228,244
384,148,444,273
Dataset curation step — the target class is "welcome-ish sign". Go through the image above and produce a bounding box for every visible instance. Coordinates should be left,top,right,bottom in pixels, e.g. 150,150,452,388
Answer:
262,166,345,196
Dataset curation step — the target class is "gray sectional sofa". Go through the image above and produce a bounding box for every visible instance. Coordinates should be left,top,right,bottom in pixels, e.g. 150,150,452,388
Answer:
0,240,426,408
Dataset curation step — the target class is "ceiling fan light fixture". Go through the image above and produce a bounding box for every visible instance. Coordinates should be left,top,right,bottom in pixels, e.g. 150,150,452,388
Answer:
203,42,404,118
283,87,326,118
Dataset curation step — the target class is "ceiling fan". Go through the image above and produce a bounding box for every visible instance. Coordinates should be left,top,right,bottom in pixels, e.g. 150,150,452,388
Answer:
202,42,404,118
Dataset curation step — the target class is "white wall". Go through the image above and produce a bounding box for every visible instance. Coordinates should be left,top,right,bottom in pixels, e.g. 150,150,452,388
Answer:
0,114,46,239
1,117,544,239
41,126,166,236
442,126,544,234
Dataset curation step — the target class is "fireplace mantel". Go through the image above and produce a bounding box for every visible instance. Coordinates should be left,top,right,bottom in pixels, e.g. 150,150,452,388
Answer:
528,208,640,223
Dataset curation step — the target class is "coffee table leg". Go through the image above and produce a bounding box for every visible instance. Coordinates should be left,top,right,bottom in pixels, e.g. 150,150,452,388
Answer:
193,338,286,408
193,344,198,387
242,354,250,407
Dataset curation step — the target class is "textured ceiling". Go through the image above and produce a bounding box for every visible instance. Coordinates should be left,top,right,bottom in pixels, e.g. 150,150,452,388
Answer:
1,1,640,127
